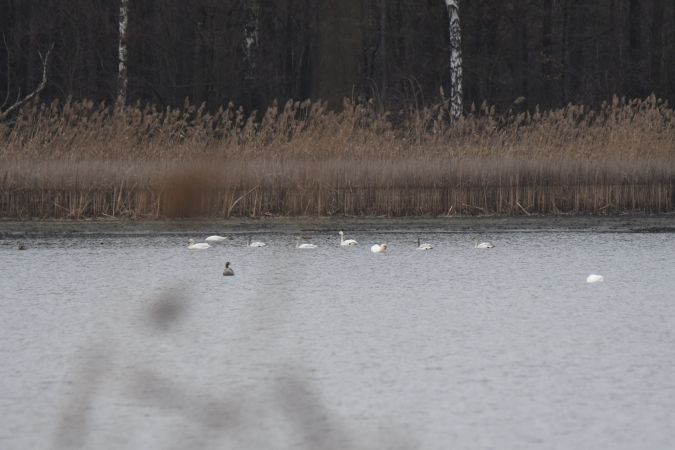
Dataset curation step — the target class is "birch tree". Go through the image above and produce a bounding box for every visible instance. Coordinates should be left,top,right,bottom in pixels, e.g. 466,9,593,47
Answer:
444,0,462,120
243,0,260,81
117,0,129,106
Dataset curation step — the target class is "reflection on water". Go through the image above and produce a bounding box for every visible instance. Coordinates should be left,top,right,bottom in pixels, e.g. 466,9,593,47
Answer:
1,229,675,449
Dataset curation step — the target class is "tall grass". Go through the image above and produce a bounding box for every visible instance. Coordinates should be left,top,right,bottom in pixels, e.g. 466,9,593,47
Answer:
1,96,673,218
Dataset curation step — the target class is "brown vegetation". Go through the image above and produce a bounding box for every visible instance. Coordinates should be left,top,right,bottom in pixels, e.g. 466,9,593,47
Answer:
1,96,673,218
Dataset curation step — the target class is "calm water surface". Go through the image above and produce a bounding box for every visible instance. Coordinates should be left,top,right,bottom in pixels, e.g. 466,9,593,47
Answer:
1,228,675,449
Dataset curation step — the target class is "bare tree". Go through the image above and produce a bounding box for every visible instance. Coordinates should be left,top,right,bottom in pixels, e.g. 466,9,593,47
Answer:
379,0,387,99
243,0,260,81
117,0,129,106
0,36,53,122
444,0,463,120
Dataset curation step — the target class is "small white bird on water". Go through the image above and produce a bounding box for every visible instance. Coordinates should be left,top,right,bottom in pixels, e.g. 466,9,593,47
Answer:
296,237,317,249
248,237,266,247
416,238,433,250
474,240,495,249
586,274,604,283
339,230,358,246
187,239,210,250
205,235,229,243
223,262,234,276
371,243,388,253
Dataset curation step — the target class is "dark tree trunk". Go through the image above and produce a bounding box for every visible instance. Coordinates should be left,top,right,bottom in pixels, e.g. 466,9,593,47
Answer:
541,0,553,97
379,0,387,99
628,0,642,96
650,0,665,92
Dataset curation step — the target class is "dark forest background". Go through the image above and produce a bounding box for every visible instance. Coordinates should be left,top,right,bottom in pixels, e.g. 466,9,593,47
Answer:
1,0,674,113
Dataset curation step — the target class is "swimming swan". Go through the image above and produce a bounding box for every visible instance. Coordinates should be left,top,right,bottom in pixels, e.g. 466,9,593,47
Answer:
296,237,317,249
339,230,358,246
187,239,210,250
416,238,433,250
371,243,388,253
474,240,495,249
223,262,234,276
586,274,604,283
205,235,229,243
248,237,267,247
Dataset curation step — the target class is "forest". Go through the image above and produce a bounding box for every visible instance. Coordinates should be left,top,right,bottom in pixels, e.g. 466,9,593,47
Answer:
0,1,674,218
2,0,674,111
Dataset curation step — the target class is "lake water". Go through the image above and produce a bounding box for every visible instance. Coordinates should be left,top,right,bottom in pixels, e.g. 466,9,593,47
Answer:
1,224,675,449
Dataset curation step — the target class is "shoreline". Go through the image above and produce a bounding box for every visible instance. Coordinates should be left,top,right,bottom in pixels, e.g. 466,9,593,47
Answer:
1,214,674,236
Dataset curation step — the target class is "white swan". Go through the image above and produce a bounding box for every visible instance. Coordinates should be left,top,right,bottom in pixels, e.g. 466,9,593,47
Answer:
223,262,234,276
416,238,433,250
586,274,604,283
474,240,495,249
248,237,266,247
296,237,317,249
371,243,388,253
187,239,210,250
339,230,358,246
205,235,229,243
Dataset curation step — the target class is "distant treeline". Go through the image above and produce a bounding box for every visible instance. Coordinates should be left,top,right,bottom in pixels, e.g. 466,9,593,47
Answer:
1,0,674,112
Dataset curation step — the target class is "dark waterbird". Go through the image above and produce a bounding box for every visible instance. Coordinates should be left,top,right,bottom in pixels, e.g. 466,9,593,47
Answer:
223,262,234,276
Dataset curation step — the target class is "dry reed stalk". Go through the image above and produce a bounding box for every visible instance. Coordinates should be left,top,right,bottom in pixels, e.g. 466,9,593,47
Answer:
1,96,673,218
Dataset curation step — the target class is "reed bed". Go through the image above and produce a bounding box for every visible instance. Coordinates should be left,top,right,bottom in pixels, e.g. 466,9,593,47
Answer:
1,96,673,218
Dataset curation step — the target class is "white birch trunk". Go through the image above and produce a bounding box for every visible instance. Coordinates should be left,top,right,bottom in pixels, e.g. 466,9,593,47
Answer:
117,0,129,106
445,0,463,120
243,0,260,80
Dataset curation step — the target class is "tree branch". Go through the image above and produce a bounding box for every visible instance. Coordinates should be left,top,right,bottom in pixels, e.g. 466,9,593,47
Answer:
0,42,54,121
1,33,12,110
